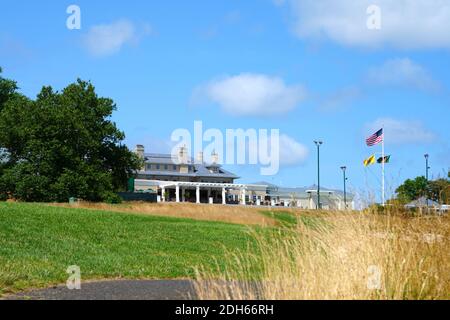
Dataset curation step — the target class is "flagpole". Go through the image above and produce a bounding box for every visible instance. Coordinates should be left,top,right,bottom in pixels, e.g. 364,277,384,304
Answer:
382,125,385,206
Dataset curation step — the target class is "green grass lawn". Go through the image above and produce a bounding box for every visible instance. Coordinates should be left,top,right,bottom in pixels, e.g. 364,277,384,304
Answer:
0,202,259,295
260,210,323,229
260,210,298,227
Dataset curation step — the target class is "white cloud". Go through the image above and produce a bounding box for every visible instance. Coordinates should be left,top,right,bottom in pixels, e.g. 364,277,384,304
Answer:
280,0,450,49
194,73,306,116
367,58,440,92
82,19,151,57
279,134,309,166
366,118,436,145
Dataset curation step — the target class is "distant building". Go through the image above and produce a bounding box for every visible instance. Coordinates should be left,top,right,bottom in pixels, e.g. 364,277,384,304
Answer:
254,182,355,210
133,145,354,209
404,197,448,214
405,197,439,209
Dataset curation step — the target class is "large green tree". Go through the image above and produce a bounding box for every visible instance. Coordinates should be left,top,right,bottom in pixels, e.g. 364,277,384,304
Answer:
0,71,140,202
0,67,17,112
395,175,450,204
395,176,428,203
0,68,18,195
428,178,450,203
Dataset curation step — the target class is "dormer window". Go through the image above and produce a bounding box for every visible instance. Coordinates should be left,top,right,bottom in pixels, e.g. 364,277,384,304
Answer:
208,166,220,174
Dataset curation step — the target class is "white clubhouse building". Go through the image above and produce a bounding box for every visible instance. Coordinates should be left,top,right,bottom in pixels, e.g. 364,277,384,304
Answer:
133,145,354,210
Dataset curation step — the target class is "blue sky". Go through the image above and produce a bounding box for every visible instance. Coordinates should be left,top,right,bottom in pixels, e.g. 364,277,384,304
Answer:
1,0,449,201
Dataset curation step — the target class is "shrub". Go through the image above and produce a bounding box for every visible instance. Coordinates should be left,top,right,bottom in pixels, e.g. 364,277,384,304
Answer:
102,192,122,204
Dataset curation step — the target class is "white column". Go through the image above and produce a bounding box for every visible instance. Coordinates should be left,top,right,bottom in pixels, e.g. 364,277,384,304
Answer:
241,188,246,205
161,187,166,202
222,188,226,205
196,186,200,204
207,188,212,204
175,185,180,203
181,187,185,202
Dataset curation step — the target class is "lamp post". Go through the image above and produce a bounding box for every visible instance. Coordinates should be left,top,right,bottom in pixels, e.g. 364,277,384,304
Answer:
340,166,347,210
314,141,323,209
424,154,430,206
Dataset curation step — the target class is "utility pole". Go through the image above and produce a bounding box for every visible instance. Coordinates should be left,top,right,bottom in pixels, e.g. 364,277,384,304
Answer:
340,166,347,210
314,141,323,209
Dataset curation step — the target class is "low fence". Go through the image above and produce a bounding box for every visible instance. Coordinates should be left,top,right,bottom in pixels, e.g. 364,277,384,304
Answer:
117,192,157,203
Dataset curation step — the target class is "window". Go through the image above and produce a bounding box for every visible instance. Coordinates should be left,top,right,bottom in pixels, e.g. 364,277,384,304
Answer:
164,165,168,170
156,164,160,170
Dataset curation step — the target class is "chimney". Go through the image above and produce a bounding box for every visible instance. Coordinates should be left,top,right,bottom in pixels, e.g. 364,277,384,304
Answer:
211,150,219,164
196,151,204,164
178,145,188,164
135,145,145,170
135,144,145,159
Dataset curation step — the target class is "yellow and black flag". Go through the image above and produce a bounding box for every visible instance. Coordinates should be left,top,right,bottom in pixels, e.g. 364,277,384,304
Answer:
377,155,391,163
363,154,376,167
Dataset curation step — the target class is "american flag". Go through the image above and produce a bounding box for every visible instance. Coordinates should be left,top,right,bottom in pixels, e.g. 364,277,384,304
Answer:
366,128,383,146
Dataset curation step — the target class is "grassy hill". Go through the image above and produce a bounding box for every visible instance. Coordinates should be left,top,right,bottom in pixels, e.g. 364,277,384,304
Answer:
3,202,447,299
0,203,259,295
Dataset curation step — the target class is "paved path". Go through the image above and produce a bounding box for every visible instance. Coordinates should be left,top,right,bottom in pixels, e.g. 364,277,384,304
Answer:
6,280,198,300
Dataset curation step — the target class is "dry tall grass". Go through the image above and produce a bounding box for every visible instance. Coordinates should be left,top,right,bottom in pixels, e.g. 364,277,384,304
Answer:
194,210,450,300
50,202,278,226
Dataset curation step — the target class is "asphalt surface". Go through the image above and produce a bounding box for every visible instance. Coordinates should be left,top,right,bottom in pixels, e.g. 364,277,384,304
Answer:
6,280,198,300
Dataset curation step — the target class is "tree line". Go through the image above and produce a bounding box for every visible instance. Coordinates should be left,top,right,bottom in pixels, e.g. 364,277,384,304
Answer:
0,67,141,202
395,173,450,205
